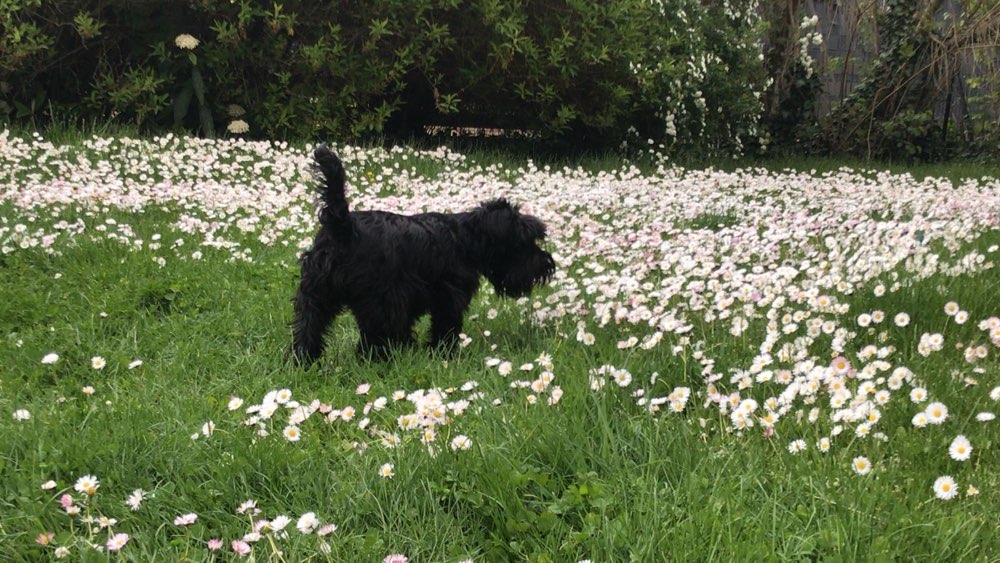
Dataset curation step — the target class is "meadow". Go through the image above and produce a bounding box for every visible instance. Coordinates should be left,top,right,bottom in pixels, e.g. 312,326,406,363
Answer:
1,129,999,561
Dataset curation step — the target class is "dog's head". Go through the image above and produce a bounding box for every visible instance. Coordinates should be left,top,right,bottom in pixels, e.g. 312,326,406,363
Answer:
471,199,556,297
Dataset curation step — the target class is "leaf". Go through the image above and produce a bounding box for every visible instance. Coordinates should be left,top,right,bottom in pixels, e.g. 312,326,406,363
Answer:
199,104,216,138
191,66,207,105
173,83,194,128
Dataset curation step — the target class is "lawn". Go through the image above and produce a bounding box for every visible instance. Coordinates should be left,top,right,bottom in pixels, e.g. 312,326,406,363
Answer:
1,129,999,561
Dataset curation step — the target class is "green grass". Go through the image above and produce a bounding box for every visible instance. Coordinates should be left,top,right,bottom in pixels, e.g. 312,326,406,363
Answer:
1,131,999,561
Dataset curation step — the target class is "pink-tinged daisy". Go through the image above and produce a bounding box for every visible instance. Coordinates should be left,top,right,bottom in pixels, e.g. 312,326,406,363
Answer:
106,533,129,552
232,540,252,556
356,383,371,395
207,538,223,551
384,555,409,563
126,489,146,511
317,523,338,536
35,532,54,546
174,513,198,526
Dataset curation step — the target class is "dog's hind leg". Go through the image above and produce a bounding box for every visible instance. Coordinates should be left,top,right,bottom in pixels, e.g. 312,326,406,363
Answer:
291,283,343,365
353,295,417,360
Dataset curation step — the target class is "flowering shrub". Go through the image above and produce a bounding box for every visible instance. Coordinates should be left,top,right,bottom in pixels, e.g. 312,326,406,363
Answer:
0,0,765,153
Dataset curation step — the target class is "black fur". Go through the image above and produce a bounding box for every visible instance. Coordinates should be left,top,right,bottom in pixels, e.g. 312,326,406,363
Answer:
292,144,556,362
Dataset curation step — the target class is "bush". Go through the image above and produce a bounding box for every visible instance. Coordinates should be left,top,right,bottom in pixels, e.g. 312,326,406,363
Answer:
0,0,766,154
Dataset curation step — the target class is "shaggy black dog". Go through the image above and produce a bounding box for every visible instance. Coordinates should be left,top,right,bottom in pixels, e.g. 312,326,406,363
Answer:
292,145,555,363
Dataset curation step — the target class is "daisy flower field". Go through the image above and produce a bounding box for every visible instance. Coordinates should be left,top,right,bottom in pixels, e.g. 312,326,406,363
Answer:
1,130,999,560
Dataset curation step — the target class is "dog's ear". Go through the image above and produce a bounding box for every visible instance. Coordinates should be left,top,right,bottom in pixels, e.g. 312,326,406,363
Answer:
515,214,546,242
479,198,546,244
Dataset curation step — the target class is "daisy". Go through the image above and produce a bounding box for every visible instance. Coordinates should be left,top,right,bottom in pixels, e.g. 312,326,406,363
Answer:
451,435,473,451
851,456,872,475
91,356,106,369
909,387,927,403
174,513,198,526
613,369,633,387
955,311,969,324
318,523,338,536
297,512,319,534
126,489,145,511
98,516,117,528
271,515,291,531
948,435,972,461
36,532,54,546
933,476,958,500
275,389,292,404
236,499,259,515
818,437,830,452
41,353,59,364
925,402,948,424
830,356,851,375
990,386,1000,401
787,439,806,454
976,412,995,422
944,302,960,316
379,463,394,479
894,312,910,327
232,540,251,556
74,475,99,495
207,539,223,551
228,396,244,410
966,485,980,497
82,386,95,395
283,425,301,442
128,359,143,369
106,533,129,552
911,412,929,427
384,555,409,563
54,547,70,558
41,480,57,490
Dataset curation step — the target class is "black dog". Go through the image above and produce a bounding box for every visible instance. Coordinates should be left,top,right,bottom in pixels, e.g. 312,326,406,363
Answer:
292,145,555,362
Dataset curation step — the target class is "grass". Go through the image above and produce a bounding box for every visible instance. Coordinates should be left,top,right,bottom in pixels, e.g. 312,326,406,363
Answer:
1,129,999,561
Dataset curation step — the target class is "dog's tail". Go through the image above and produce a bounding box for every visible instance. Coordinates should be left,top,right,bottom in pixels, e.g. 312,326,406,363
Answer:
312,144,352,238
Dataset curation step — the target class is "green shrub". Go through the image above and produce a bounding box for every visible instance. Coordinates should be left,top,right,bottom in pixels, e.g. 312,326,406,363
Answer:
0,0,767,154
